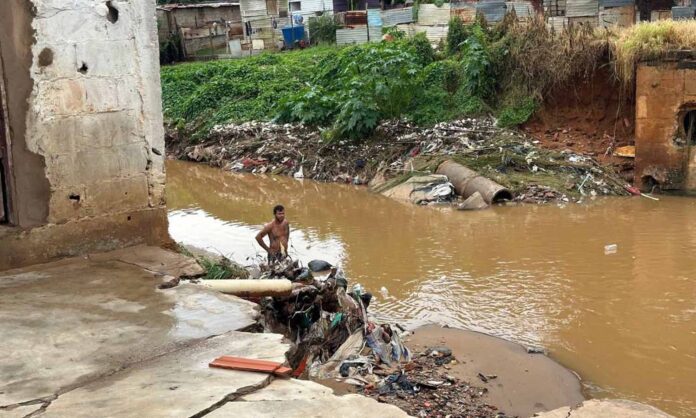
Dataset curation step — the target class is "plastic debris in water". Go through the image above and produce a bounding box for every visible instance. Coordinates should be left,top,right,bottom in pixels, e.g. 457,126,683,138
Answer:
604,244,618,255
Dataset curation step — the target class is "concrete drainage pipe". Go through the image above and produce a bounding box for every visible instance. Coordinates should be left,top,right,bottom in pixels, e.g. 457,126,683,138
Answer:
436,160,513,204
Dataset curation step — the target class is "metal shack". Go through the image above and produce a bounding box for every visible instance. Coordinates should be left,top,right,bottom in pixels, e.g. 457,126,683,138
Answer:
635,51,696,192
157,2,243,56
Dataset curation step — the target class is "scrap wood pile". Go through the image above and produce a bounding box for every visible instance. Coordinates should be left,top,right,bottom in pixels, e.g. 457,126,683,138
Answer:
171,117,632,204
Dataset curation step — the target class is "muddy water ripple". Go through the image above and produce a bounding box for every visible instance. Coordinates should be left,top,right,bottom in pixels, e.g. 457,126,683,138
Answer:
167,161,696,417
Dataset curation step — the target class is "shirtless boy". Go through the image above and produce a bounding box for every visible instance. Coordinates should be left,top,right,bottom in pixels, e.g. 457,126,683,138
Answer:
255,205,290,264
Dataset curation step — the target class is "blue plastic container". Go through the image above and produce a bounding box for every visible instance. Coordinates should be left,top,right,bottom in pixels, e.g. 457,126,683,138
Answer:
281,25,305,47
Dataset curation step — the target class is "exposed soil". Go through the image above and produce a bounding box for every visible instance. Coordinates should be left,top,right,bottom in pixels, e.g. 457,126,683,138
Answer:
523,68,636,182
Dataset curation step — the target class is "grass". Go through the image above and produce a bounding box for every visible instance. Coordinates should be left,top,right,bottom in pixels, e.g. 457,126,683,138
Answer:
610,20,696,87
199,257,250,280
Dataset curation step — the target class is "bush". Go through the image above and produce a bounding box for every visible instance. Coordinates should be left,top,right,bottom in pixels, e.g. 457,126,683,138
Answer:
383,26,407,40
408,32,435,65
446,16,468,55
308,15,338,45
497,96,537,128
461,26,494,98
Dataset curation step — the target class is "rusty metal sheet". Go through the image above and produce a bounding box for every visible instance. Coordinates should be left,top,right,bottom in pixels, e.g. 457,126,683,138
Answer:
417,4,451,25
566,0,598,17
451,6,477,23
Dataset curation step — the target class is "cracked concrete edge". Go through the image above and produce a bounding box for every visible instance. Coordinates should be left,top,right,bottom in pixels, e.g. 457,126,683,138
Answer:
189,375,276,418
0,330,260,413
533,399,675,418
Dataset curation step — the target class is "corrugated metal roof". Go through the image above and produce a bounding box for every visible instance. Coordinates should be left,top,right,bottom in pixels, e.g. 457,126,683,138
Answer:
544,0,566,16
567,15,598,26
381,8,414,26
547,15,568,31
301,0,334,12
599,5,634,27
506,1,534,18
599,0,633,7
337,27,368,45
367,8,383,26
368,26,382,41
412,24,447,44
157,2,240,11
672,6,695,19
566,0,598,17
476,0,507,22
418,4,451,25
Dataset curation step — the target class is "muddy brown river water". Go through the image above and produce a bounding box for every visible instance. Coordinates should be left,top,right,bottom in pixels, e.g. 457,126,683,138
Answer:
167,161,696,417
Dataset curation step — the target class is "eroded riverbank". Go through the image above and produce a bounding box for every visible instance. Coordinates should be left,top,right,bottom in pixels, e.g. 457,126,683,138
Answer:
167,161,696,417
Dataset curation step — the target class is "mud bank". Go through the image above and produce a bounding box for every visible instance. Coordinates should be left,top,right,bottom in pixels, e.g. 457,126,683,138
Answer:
403,325,584,417
166,118,633,205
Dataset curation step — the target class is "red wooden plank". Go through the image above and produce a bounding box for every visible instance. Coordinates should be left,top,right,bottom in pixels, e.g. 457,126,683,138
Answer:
209,356,292,376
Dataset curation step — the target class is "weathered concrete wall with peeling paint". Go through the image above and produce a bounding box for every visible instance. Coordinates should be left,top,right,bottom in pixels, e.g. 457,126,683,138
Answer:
0,0,170,270
635,57,696,192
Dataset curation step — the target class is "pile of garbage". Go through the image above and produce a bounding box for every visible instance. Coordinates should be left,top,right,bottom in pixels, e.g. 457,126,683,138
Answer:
363,347,500,418
168,117,632,204
256,259,412,377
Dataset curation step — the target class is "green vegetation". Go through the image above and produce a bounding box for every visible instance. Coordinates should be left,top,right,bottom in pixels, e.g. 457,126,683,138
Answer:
199,257,249,280
611,20,696,87
161,48,336,139
161,17,696,142
308,15,339,45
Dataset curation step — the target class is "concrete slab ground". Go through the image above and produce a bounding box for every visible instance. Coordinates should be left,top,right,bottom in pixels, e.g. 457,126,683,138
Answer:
207,379,410,418
535,399,675,418
0,246,258,409
0,246,414,418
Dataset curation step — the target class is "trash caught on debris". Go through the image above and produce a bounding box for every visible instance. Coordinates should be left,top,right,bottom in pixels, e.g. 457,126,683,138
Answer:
169,117,632,207
604,244,618,255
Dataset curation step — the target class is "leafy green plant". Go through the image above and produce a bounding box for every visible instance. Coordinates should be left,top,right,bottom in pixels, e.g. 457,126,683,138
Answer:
446,16,468,55
408,32,435,65
497,96,537,128
461,28,494,98
199,257,249,280
383,26,407,40
308,15,338,45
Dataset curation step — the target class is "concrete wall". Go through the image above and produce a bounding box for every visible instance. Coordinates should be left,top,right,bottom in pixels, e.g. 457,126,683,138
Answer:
0,0,170,270
635,58,696,192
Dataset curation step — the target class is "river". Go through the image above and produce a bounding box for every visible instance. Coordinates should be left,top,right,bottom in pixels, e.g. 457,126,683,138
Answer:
166,160,696,417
